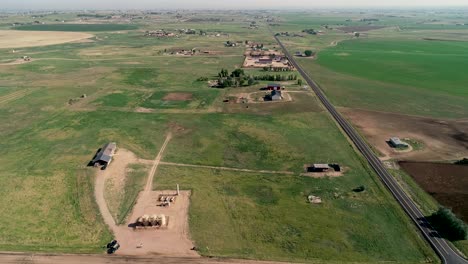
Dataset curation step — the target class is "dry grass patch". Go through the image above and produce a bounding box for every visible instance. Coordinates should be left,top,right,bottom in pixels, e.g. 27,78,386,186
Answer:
0,30,93,48
163,92,193,101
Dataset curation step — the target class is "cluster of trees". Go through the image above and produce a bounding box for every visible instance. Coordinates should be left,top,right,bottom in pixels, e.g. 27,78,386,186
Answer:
302,29,317,35
216,68,251,88
428,207,467,241
454,158,468,165
211,68,299,88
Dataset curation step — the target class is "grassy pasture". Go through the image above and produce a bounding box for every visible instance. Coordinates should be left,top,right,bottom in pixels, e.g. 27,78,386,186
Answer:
141,90,219,109
13,23,138,32
154,165,434,263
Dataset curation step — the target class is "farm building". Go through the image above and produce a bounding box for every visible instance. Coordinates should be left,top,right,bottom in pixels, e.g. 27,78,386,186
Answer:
91,142,117,169
271,90,283,101
257,58,273,64
304,163,341,173
267,83,281,90
389,137,408,148
307,164,331,172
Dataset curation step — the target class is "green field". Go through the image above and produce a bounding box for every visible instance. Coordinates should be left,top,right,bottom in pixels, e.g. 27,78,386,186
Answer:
316,39,468,97
13,23,138,32
278,12,468,119
0,10,448,263
155,166,433,263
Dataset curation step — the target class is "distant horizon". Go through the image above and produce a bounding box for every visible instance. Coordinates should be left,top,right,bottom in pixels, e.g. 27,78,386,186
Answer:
2,0,468,11
3,6,468,12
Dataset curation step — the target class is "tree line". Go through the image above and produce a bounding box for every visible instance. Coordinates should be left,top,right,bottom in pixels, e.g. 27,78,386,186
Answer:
199,68,300,88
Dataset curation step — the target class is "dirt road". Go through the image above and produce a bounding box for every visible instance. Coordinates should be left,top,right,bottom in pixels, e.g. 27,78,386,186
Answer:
0,252,289,264
144,133,172,193
160,161,294,175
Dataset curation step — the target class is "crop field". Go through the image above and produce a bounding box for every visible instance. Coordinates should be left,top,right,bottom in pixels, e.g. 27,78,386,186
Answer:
314,39,468,117
0,10,445,263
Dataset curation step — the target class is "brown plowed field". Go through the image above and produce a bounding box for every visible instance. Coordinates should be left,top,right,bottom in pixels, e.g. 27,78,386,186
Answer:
399,161,468,222
340,108,468,161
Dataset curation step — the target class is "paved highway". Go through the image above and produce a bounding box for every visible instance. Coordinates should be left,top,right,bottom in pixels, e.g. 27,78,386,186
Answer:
274,36,468,264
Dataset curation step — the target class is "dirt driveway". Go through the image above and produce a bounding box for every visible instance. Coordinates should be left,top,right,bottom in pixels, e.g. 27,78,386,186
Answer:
94,133,198,256
340,107,468,161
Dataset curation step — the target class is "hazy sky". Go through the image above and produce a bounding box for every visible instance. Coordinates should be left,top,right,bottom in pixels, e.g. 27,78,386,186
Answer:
2,0,468,10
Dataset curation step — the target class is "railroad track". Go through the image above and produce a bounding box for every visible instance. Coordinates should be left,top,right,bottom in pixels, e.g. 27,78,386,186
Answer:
274,35,468,264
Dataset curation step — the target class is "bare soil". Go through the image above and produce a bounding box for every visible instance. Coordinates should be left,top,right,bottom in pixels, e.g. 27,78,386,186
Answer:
340,108,468,161
0,252,288,264
0,30,93,48
162,93,193,101
243,55,291,69
399,161,468,222
338,26,387,33
95,134,197,256
0,58,34,66
122,190,197,256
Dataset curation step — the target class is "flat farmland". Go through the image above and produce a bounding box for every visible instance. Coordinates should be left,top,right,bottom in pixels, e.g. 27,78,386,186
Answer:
278,12,468,256
0,10,441,263
13,24,139,32
307,38,468,118
399,162,468,222
0,30,93,48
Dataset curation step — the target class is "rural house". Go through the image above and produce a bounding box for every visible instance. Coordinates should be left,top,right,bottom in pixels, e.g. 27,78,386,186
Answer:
270,90,283,101
91,142,117,169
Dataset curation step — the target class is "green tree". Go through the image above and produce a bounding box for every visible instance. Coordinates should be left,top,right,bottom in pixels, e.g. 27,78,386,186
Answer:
231,69,245,78
297,79,303,86
239,78,246,86
304,50,314,57
455,158,468,165
428,207,467,241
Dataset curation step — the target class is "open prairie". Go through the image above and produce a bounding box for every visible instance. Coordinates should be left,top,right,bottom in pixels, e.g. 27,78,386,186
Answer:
0,9,449,263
